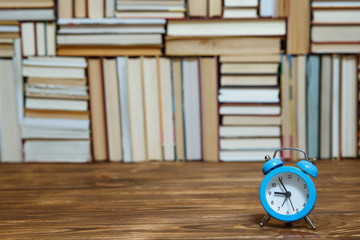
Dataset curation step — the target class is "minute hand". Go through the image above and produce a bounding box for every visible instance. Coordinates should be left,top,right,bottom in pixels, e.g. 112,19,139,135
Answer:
279,178,288,192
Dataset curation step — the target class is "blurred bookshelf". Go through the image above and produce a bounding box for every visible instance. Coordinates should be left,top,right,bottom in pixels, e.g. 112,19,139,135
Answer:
0,0,359,163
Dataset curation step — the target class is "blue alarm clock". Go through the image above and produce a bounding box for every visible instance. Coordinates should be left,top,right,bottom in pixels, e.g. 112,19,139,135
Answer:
259,148,318,229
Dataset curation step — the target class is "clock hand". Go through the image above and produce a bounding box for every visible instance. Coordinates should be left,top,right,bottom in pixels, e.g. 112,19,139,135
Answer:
274,192,286,195
279,178,288,192
281,196,287,207
288,196,295,211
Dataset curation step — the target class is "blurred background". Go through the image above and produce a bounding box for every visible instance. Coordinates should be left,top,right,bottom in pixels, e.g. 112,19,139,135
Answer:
0,0,359,163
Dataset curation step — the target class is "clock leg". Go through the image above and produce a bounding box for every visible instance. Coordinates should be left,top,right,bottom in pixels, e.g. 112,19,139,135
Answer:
304,215,316,230
260,213,271,227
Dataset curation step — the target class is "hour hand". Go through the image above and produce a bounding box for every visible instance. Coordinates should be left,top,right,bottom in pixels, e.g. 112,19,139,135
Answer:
274,192,286,195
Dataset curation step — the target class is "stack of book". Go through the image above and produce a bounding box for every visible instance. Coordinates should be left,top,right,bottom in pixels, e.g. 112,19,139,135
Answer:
89,56,219,162
22,57,91,162
311,0,360,53
20,22,55,57
116,0,185,18
0,22,19,57
56,18,165,56
223,0,258,18
0,0,55,21
58,0,116,18
218,54,282,161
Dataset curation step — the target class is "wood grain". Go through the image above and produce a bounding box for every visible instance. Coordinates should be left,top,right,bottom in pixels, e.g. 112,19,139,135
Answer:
0,160,359,239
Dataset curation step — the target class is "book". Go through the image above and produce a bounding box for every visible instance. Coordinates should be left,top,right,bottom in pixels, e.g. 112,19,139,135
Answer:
311,25,360,42
74,0,86,18
106,0,115,17
200,57,219,162
21,22,35,56
58,0,73,18
222,116,281,126
24,109,90,120
23,65,86,79
172,58,185,161
142,57,162,161
220,126,281,138
341,55,357,158
57,46,162,56
0,59,22,162
220,150,272,161
167,19,286,37
219,104,281,115
224,0,258,7
27,77,87,86
220,138,281,150
182,58,202,161
220,54,281,63
311,43,360,54
165,37,282,56
117,57,132,162
220,63,279,74
331,55,340,159
0,9,55,21
311,1,360,8
287,0,310,54
218,88,280,103
88,0,104,18
0,0,54,8
88,58,108,161
306,55,320,159
103,58,122,162
159,57,175,161
320,55,332,159
24,140,91,162
280,55,291,159
220,75,278,87
312,9,360,23
127,58,147,162
188,0,207,17
25,98,88,111
223,8,258,18
208,0,222,17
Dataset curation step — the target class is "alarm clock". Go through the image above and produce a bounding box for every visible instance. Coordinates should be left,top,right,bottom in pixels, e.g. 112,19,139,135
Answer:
259,148,318,229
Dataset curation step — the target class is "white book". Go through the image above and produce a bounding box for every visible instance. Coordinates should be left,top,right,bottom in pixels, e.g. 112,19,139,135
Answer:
105,0,115,17
260,0,275,17
46,22,56,56
58,26,165,34
220,150,272,161
142,57,162,161
341,56,357,158
117,57,132,163
220,75,278,86
22,126,90,139
25,98,88,111
331,55,340,159
23,117,89,129
167,19,286,37
224,0,258,7
57,18,166,25
36,22,46,56
219,105,281,115
160,57,175,161
21,22,35,56
313,9,360,23
312,1,360,7
0,59,22,162
24,57,87,68
223,8,258,18
0,9,55,21
311,25,360,42
23,66,86,79
0,25,19,32
57,34,162,45
220,126,281,137
25,84,88,97
24,140,91,162
220,138,281,150
218,88,280,103
183,58,202,160
115,11,185,18
13,39,24,125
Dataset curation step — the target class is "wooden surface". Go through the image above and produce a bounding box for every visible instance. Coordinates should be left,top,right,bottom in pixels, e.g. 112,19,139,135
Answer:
0,160,359,239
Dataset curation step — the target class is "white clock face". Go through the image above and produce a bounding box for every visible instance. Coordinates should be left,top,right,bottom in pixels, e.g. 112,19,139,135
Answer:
265,172,309,216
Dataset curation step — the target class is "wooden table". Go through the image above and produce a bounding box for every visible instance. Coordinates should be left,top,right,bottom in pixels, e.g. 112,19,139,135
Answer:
0,160,359,239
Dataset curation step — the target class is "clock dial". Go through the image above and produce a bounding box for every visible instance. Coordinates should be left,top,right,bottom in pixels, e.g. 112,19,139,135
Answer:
265,172,309,216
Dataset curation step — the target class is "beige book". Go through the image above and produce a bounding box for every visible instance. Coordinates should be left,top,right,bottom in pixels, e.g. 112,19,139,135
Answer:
88,58,108,161
200,57,219,162
220,75,278,86
46,22,56,56
103,58,122,162
24,109,89,120
166,37,281,56
281,55,290,159
36,22,46,56
25,92,88,100
188,0,207,17
222,116,281,126
142,57,162,161
0,44,14,57
57,46,162,56
220,54,281,63
208,0,222,17
311,43,360,54
0,0,54,8
88,0,104,18
27,77,87,86
58,0,73,18
74,0,86,18
21,22,35,56
172,58,185,161
220,63,279,74
127,58,147,162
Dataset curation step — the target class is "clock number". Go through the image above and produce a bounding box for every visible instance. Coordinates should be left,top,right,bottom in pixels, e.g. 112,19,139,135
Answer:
278,207,280,211
271,183,276,187
306,193,309,198
271,200,274,205
287,174,292,179
304,184,307,189
298,177,299,182
296,208,299,213
286,211,289,215
303,203,306,207
268,191,271,196
279,176,283,181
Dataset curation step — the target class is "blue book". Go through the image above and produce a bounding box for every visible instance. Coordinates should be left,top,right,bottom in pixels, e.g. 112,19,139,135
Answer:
306,55,320,158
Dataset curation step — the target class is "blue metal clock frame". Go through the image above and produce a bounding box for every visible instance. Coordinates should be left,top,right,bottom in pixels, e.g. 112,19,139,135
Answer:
259,166,316,222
